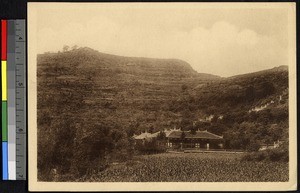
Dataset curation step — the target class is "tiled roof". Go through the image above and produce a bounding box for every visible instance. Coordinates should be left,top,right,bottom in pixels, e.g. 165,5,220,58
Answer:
164,129,180,137
167,130,223,140
134,131,160,140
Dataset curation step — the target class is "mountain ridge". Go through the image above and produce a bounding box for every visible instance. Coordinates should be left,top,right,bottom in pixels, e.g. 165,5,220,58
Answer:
39,47,287,80
39,47,221,80
228,65,288,79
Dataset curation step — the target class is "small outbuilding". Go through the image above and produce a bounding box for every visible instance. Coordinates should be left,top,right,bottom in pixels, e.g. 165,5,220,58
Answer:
133,131,160,143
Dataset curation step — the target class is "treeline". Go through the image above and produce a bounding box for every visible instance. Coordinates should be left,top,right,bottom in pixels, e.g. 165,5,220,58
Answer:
38,119,136,181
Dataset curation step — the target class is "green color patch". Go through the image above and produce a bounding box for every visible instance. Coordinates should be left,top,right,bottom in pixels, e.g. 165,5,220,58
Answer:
2,101,7,141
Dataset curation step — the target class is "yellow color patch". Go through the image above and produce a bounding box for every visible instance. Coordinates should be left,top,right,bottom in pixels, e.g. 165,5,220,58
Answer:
2,60,7,101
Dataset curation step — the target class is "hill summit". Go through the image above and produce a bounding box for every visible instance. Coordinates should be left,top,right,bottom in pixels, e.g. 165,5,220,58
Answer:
39,47,220,80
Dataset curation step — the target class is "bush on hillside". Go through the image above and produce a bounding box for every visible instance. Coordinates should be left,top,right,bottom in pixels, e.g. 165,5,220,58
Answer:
136,138,166,154
241,144,288,162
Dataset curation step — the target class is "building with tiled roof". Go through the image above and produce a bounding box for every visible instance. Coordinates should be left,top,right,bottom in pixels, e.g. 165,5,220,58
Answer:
166,130,224,150
167,130,223,140
134,129,224,150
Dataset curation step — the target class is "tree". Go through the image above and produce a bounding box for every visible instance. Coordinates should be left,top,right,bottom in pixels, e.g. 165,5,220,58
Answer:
257,109,272,125
181,84,188,92
190,127,197,135
136,138,166,154
246,140,260,152
262,81,275,96
208,123,227,135
148,126,154,133
71,45,78,50
257,81,275,98
180,131,186,142
180,117,193,131
126,127,135,138
245,85,255,102
157,131,166,141
63,45,69,52
206,106,218,115
270,107,288,122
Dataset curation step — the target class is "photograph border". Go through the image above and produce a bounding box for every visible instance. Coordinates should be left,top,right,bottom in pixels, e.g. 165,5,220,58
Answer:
28,2,297,191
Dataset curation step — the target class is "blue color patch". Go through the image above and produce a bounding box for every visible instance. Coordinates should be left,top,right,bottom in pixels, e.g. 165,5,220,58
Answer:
2,142,8,180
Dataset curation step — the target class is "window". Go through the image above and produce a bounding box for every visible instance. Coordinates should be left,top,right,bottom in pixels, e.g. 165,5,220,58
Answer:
218,143,223,148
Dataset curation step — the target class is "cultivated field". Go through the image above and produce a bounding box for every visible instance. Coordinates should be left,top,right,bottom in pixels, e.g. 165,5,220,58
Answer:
81,152,288,182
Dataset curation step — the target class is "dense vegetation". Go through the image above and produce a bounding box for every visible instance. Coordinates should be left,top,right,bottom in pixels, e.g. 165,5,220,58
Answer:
241,141,289,162
64,153,288,182
37,47,289,181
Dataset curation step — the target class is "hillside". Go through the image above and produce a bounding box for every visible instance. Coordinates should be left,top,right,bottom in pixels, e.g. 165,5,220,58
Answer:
37,47,221,131
174,68,288,152
37,47,288,135
37,47,289,180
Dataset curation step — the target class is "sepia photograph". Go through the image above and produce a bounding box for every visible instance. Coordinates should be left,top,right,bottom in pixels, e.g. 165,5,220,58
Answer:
28,2,297,191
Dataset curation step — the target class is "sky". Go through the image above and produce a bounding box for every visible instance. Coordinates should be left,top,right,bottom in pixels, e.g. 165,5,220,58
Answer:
31,3,295,77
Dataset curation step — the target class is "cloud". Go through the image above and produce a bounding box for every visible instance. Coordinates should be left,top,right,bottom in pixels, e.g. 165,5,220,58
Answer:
237,29,259,46
38,18,286,77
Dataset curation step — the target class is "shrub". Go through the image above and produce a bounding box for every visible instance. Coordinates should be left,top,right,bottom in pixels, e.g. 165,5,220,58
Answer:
241,151,266,162
241,146,288,162
266,148,289,162
136,139,166,154
246,142,261,152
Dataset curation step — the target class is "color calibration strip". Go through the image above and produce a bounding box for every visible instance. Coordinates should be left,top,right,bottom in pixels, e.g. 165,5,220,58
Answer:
1,20,26,180
15,20,26,180
7,20,16,180
2,19,8,180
